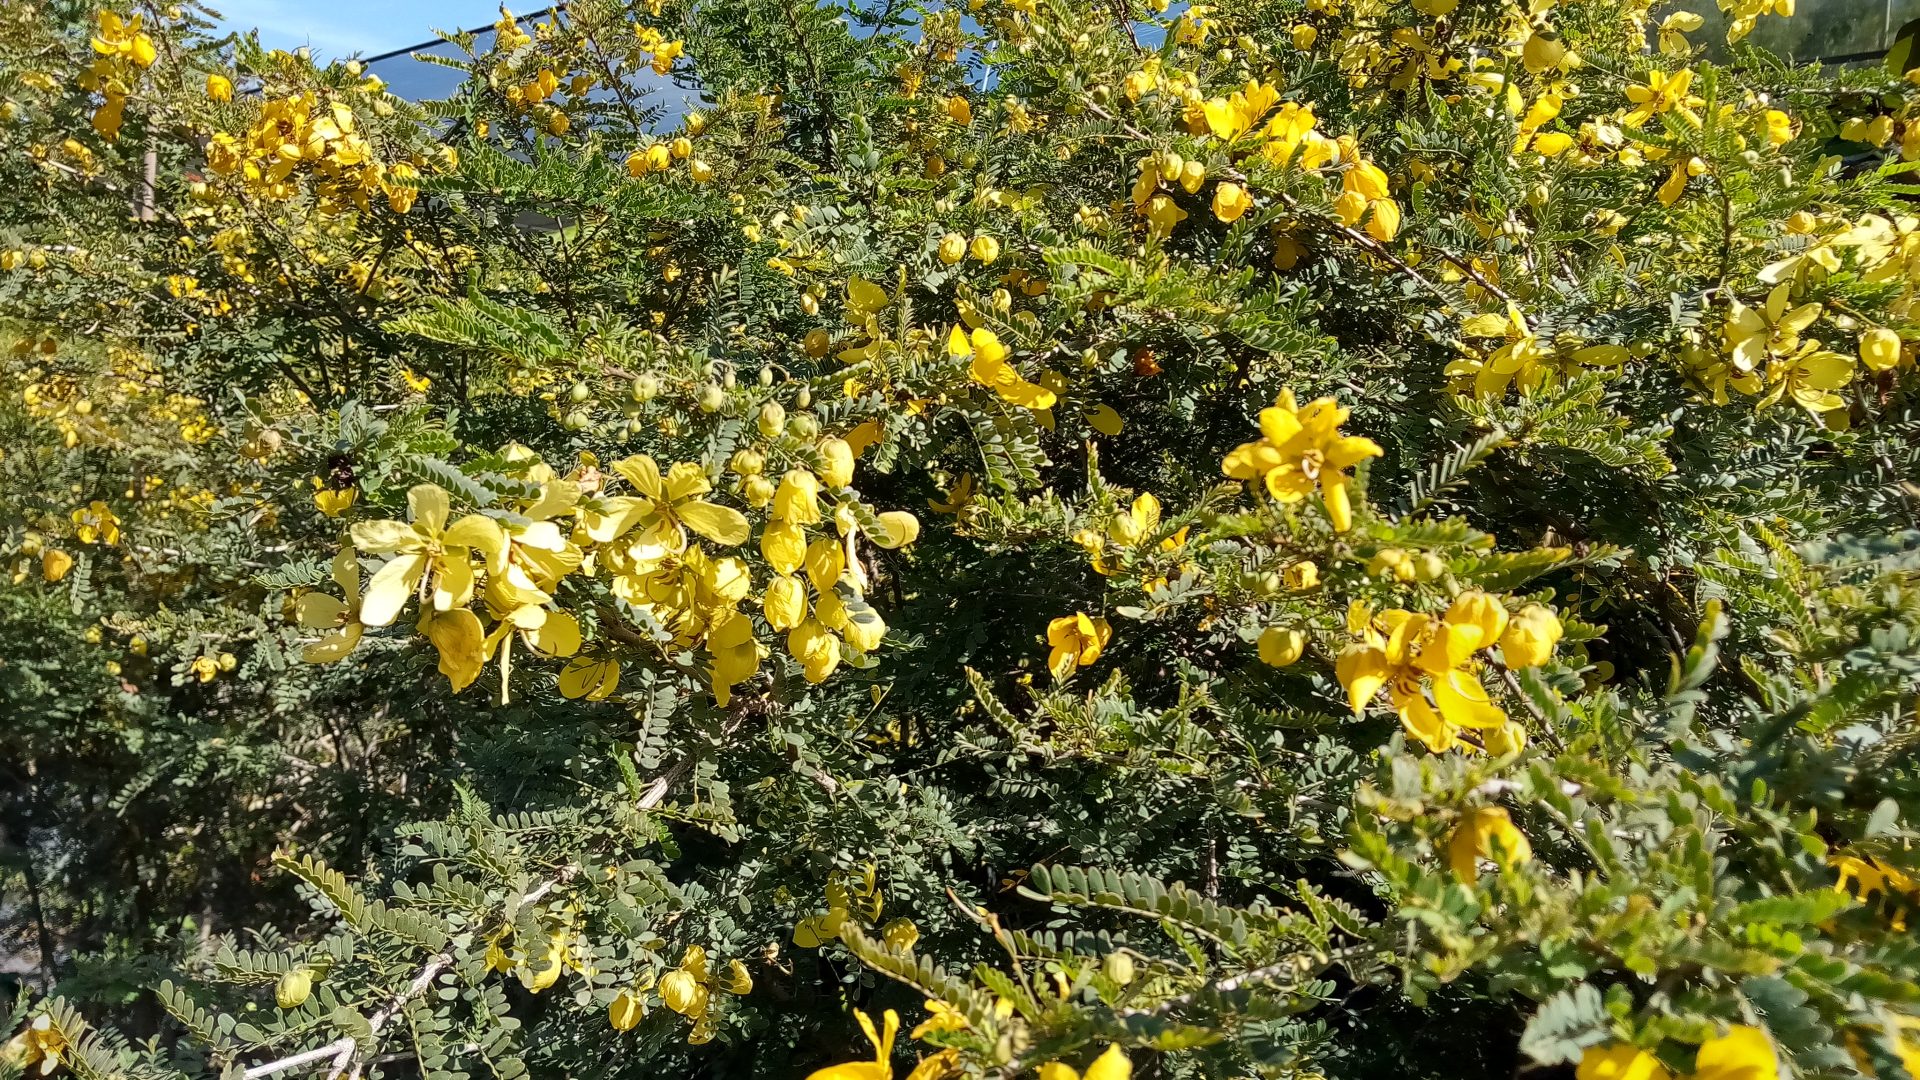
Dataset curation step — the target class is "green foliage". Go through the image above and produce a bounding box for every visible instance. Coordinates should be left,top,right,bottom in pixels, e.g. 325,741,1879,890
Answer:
5,0,1920,1078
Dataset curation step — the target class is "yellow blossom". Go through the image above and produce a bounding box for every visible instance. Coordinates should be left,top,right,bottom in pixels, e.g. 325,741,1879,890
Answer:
805,1009,899,1080
1212,181,1251,223
1047,612,1112,680
1447,806,1532,881
951,325,1056,409
1693,1026,1779,1080
1221,389,1382,532
1258,626,1306,667
1038,1045,1132,1080
1336,607,1507,752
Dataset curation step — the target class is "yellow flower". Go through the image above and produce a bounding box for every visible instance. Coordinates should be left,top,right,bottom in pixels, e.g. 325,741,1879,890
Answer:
806,1009,899,1080
207,73,234,101
1622,69,1701,128
1047,612,1112,680
297,547,366,663
1144,194,1187,239
71,500,121,545
1658,11,1705,54
659,968,708,1018
419,607,488,692
789,618,843,683
1336,608,1507,752
1763,109,1794,146
1259,103,1335,170
610,989,646,1031
945,95,973,124
938,232,966,264
1257,626,1305,667
315,483,358,516
350,484,503,627
1693,1026,1779,1080
1446,806,1532,881
929,473,975,514
1500,604,1562,668
1038,1045,1132,1080
558,655,621,699
611,454,753,551
1203,80,1280,141
1460,308,1630,398
765,575,808,630
817,437,856,488
40,549,73,583
1860,328,1903,371
707,609,760,705
5,1015,66,1075
774,469,825,525
1212,181,1251,223
1107,493,1160,545
952,325,1057,410
192,655,219,682
1578,1044,1673,1080
969,235,1000,263
1221,389,1382,532
1483,720,1529,756
910,1000,968,1039
1285,561,1319,590
1758,341,1854,416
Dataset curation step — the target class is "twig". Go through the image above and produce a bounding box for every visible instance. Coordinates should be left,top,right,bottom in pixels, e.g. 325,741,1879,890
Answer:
238,755,690,1079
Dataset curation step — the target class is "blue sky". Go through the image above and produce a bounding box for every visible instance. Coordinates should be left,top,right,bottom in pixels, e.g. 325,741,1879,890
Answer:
207,0,505,59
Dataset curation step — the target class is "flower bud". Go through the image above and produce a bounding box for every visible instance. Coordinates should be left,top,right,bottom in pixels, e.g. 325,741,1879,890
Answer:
1257,626,1305,667
1860,327,1902,371
758,401,787,437
1500,604,1563,668
276,968,313,1009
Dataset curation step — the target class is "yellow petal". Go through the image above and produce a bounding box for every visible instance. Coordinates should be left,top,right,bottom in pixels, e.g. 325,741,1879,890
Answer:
680,500,751,545
420,608,487,692
1084,1045,1133,1080
359,553,426,627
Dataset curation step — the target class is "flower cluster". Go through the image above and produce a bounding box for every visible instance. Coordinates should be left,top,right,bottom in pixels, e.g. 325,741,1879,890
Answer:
295,440,919,705
1336,593,1561,754
80,11,156,141
205,91,438,214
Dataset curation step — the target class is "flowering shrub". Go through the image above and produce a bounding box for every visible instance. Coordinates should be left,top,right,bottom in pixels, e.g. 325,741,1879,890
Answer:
4,0,1920,1078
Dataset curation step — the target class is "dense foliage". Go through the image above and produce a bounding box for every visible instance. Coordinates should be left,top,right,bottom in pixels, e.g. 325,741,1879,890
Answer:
5,0,1920,1078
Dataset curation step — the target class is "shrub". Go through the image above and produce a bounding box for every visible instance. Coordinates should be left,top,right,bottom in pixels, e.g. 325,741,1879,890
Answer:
4,0,1920,1078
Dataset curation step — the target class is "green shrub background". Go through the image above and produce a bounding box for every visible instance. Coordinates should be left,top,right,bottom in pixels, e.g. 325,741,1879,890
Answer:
3,0,1920,1078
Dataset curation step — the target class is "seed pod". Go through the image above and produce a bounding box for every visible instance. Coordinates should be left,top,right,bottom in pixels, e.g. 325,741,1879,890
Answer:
1103,952,1136,985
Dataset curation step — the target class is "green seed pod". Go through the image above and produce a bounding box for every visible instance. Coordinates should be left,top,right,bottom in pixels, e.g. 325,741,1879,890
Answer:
632,374,660,402
698,384,726,412
569,382,590,403
1103,951,1135,986
758,366,775,387
794,386,813,409
787,413,820,440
